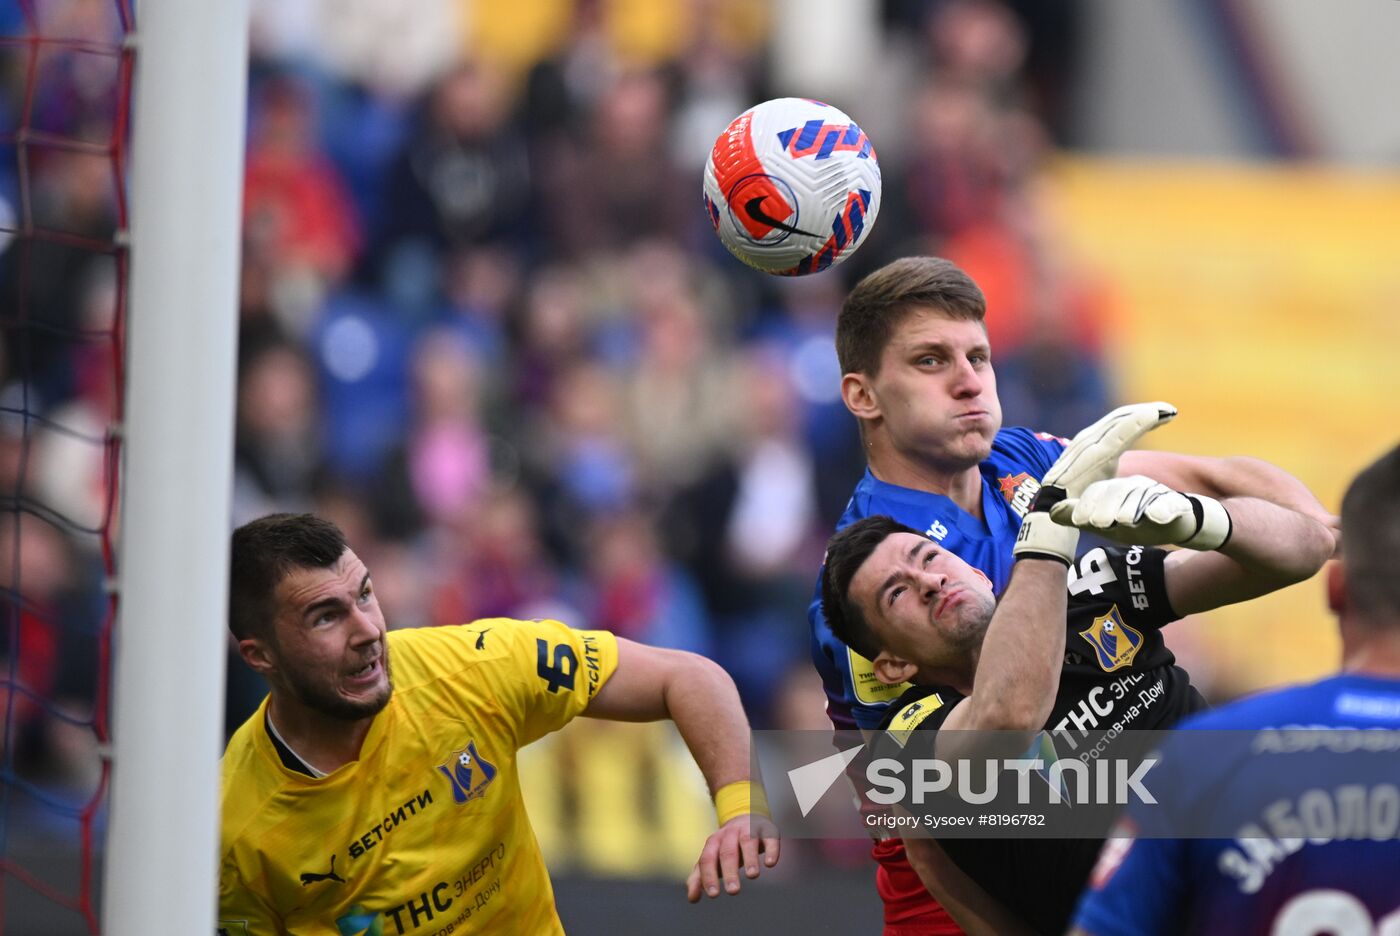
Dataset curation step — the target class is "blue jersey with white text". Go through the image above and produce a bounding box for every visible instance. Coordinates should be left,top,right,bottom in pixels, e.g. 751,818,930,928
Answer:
809,426,1065,730
1073,673,1400,936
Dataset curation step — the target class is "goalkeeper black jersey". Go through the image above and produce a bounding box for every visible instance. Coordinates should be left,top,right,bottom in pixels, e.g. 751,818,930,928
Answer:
877,545,1208,934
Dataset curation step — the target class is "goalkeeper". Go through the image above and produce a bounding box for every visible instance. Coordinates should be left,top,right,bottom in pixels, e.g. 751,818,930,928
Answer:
819,403,1335,935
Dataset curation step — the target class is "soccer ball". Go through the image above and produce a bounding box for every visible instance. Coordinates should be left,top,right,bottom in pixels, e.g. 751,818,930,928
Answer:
703,98,881,276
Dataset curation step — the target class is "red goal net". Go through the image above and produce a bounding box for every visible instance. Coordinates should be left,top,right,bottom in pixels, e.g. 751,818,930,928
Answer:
0,1,133,932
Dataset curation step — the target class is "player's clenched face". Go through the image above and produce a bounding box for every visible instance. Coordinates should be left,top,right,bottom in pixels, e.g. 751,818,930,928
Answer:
865,310,1001,470
849,531,997,673
266,549,392,721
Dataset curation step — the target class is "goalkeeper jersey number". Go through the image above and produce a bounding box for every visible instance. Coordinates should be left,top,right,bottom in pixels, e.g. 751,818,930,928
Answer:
218,619,618,935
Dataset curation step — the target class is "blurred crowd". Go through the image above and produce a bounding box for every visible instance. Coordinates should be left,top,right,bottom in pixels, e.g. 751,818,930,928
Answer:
0,0,1116,857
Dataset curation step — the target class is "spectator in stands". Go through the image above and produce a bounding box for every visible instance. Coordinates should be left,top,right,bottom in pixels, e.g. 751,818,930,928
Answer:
582,508,713,657
540,68,689,257
243,77,362,299
232,339,323,523
621,271,737,493
371,329,492,539
373,61,532,273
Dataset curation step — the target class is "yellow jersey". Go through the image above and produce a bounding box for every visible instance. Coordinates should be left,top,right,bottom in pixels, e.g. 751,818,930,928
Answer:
218,618,619,935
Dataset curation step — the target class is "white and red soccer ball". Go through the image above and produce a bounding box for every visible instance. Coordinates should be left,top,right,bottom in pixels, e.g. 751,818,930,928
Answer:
703,98,881,276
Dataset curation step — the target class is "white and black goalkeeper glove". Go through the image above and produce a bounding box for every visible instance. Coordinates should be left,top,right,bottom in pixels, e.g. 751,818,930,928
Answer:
1050,475,1232,551
1013,402,1178,565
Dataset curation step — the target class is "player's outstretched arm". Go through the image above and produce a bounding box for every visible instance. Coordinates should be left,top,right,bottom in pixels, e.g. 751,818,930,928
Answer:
1160,494,1334,615
1050,476,1333,615
583,638,780,901
938,558,1070,734
1118,450,1340,555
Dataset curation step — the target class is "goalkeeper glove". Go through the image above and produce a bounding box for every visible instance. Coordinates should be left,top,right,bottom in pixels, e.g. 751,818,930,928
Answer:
1013,402,1178,565
1050,475,1232,550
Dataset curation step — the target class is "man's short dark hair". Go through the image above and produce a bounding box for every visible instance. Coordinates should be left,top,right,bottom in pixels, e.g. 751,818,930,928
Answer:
229,513,348,641
836,256,986,377
1340,443,1400,621
821,515,926,660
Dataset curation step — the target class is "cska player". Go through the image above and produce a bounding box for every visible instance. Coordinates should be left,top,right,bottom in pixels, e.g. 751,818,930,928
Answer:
1073,443,1400,936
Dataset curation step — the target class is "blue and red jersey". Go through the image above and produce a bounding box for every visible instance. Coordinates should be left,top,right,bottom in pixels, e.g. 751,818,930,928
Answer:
1074,673,1400,936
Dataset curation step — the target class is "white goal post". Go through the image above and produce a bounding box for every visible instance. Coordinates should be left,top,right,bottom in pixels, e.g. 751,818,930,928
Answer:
104,1,250,933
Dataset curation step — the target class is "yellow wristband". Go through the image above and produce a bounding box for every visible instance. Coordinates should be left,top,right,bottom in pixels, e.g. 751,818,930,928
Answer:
714,780,770,825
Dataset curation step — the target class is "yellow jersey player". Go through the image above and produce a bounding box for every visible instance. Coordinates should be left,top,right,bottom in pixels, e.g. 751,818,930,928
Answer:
218,513,779,935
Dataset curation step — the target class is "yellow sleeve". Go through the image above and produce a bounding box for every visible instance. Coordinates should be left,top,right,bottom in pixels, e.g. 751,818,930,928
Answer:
493,618,619,747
